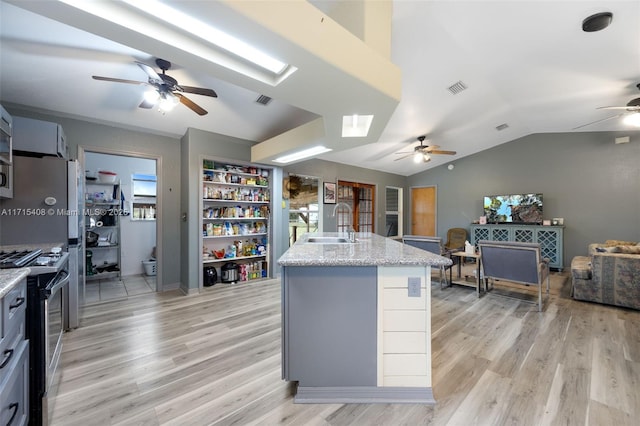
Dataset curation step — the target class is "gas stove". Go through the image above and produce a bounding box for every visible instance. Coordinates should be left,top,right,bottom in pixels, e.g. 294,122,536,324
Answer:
0,249,69,275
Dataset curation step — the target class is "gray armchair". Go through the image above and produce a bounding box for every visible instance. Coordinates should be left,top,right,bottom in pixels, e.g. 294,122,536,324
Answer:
402,235,453,289
478,240,550,311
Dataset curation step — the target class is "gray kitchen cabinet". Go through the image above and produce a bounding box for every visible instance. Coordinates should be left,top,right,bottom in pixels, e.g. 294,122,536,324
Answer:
0,277,29,426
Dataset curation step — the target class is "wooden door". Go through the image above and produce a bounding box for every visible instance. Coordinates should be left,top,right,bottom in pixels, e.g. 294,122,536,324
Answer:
411,186,436,236
337,181,375,233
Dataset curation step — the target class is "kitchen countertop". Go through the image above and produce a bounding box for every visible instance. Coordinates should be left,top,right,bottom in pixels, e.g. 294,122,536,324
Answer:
278,232,453,267
0,268,30,298
0,243,66,253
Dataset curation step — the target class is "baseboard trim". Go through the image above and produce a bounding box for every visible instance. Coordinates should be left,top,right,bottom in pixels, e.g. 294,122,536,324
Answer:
294,386,435,404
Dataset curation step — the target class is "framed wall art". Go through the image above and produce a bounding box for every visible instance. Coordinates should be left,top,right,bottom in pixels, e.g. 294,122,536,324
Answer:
323,182,336,204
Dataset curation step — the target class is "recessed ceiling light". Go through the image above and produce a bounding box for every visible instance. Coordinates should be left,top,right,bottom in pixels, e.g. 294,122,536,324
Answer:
582,12,613,32
273,146,333,164
122,0,289,74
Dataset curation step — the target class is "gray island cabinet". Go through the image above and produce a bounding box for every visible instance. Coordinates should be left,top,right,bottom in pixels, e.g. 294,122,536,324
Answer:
278,233,452,404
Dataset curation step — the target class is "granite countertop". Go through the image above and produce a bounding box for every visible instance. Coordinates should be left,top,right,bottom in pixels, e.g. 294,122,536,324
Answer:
0,268,30,298
278,232,453,267
0,243,66,253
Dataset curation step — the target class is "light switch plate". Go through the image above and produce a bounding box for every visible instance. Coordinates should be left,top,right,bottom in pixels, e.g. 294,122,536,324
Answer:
408,277,421,297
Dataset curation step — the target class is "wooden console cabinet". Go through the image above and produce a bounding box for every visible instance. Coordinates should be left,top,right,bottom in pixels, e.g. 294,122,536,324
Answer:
470,224,565,270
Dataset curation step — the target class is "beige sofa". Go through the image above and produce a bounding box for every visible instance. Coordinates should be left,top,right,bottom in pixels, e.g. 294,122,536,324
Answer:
571,241,640,310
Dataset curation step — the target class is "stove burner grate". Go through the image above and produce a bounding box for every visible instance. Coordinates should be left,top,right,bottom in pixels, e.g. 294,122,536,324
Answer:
0,249,43,269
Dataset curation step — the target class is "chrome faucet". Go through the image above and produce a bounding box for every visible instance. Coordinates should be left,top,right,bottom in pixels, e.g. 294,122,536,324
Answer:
332,202,356,242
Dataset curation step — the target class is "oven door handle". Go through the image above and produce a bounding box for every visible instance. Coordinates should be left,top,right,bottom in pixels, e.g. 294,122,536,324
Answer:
44,270,70,296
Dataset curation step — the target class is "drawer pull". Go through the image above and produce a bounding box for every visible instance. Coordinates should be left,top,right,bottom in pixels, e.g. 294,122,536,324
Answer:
9,297,25,310
0,349,13,369
7,402,18,426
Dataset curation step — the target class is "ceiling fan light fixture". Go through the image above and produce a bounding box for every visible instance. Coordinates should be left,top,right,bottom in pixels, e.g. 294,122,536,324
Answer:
143,89,160,104
423,153,431,163
158,92,179,112
413,152,423,163
582,12,613,32
623,112,640,127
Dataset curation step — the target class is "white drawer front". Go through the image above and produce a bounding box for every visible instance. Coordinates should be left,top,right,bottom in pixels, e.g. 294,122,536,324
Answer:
383,332,426,354
383,375,430,387
383,354,428,376
382,288,426,310
383,310,426,332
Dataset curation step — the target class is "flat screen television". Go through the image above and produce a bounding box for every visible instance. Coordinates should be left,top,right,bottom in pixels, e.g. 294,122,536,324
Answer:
483,193,543,224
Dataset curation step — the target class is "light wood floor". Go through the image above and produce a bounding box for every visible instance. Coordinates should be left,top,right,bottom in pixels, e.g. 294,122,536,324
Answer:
85,274,156,303
51,270,640,425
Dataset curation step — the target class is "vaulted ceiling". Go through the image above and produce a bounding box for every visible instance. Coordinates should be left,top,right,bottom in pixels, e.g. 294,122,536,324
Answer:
1,1,638,176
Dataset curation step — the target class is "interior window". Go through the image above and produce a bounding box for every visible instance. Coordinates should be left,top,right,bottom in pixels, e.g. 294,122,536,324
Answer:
287,175,319,245
131,173,157,220
385,186,402,237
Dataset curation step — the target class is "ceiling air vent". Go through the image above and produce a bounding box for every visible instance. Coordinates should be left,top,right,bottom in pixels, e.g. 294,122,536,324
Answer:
447,80,467,95
496,123,509,131
255,94,272,106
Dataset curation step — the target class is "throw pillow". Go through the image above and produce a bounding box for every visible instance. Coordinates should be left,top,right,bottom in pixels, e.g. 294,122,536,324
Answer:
596,246,621,253
604,240,637,247
618,245,640,254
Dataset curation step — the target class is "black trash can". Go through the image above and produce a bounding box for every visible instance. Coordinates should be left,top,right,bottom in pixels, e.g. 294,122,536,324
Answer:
203,266,217,287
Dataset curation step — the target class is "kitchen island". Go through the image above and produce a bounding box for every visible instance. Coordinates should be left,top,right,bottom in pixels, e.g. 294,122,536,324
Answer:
278,232,451,404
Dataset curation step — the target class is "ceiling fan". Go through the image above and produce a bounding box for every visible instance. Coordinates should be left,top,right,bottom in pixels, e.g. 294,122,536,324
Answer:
92,58,217,116
573,84,640,129
394,136,457,163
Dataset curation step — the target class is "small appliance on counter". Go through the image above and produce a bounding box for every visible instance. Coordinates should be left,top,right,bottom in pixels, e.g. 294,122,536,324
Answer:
203,266,217,286
221,262,239,284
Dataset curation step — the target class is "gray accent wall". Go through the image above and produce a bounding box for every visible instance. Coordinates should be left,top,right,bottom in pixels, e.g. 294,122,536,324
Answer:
406,131,640,268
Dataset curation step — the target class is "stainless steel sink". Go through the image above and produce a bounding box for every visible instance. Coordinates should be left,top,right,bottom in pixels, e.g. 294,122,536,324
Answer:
306,236,356,244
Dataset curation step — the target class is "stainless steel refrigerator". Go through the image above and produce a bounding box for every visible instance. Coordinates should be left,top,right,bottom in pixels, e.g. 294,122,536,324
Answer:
0,155,83,329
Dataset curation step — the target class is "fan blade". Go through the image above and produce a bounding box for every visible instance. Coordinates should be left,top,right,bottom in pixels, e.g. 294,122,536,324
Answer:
176,93,208,116
394,151,413,155
430,150,456,155
179,85,218,98
572,113,624,130
394,153,413,161
139,99,155,109
92,75,149,86
136,61,162,81
598,106,640,111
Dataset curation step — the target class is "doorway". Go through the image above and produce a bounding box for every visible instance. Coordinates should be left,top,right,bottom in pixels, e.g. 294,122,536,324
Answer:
411,186,436,236
79,147,160,305
287,175,320,245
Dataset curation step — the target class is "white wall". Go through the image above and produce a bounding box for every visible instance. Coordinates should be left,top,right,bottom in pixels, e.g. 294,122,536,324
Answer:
86,152,156,276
